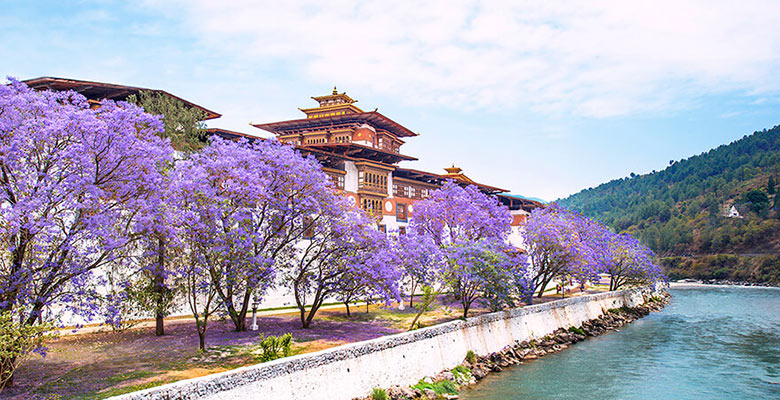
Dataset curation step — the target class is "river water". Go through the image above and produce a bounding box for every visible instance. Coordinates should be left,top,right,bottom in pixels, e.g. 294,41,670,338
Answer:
460,286,780,399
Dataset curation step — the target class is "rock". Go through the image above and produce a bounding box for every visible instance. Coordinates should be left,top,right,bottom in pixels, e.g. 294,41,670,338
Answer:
491,364,503,372
440,371,455,382
424,388,437,399
422,376,434,384
472,367,487,380
386,386,415,400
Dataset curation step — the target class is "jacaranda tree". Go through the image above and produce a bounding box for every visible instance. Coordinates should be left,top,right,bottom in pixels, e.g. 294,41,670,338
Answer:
524,204,600,300
392,230,443,307
443,240,531,317
280,206,400,328
409,181,531,317
525,204,664,299
600,232,664,290
173,136,340,332
0,78,173,386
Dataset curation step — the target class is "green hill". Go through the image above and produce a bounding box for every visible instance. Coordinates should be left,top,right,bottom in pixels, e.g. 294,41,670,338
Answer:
557,125,780,284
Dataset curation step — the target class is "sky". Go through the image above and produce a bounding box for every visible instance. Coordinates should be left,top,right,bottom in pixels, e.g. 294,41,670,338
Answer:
3,0,780,201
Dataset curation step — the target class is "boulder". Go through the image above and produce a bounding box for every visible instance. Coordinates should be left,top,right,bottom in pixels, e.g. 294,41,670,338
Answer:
386,386,415,400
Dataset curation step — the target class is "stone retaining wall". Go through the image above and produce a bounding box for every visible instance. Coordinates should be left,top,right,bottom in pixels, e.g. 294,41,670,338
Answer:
111,286,662,400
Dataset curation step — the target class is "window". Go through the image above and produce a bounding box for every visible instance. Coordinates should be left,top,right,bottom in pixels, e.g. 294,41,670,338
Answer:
358,170,387,194
325,173,345,189
398,226,406,235
361,198,382,216
396,203,407,222
378,225,386,234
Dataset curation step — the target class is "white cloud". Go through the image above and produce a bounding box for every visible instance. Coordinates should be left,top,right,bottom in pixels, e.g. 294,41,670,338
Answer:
144,0,780,117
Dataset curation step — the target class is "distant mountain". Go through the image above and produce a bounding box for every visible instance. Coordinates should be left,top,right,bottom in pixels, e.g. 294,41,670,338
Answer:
557,125,780,284
503,193,548,204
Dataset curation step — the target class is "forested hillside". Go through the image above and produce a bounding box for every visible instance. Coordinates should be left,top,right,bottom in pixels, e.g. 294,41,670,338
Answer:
558,125,780,284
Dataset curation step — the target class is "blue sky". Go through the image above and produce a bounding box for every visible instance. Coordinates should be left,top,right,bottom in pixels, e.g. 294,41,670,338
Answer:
3,1,780,200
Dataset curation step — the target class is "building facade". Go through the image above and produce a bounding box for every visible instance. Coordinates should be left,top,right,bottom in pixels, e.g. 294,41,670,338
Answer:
252,88,541,241
22,77,542,246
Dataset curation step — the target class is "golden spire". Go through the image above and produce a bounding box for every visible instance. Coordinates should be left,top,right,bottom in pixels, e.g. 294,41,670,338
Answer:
444,164,463,174
332,86,338,95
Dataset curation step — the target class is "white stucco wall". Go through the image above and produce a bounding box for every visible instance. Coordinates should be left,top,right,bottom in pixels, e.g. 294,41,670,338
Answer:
111,286,662,400
344,161,358,193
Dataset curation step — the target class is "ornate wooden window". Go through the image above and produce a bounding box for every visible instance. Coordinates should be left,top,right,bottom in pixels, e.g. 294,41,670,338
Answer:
358,170,387,195
325,172,345,189
305,137,327,144
393,183,427,200
361,198,383,216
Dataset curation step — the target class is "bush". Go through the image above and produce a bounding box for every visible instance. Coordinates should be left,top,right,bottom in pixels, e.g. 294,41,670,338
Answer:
258,333,292,362
371,387,388,400
568,326,586,335
451,365,472,382
412,379,458,395
465,350,477,365
0,311,55,391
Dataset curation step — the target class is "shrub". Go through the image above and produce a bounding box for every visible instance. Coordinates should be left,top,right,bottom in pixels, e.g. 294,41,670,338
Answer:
412,379,458,395
371,387,388,400
0,311,55,390
465,350,477,364
451,365,472,382
258,333,292,362
568,326,586,335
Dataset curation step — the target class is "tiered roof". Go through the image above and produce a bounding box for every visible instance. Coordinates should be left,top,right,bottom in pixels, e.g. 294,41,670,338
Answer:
22,77,221,120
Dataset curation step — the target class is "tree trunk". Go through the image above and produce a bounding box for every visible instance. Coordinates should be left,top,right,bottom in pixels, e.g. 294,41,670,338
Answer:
197,319,208,352
344,302,351,317
198,332,206,352
536,276,552,298
155,313,165,336
154,238,166,336
462,304,470,319
298,305,308,328
302,301,321,329
408,281,417,308
234,314,247,332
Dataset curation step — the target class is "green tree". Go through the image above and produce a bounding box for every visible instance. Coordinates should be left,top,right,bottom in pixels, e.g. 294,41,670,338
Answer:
743,189,769,214
768,175,776,195
127,90,208,336
128,90,207,153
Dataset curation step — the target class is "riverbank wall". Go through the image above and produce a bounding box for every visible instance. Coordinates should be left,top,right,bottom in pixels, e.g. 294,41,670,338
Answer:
112,285,663,400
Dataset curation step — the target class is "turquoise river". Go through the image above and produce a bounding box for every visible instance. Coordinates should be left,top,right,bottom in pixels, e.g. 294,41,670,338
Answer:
460,286,780,399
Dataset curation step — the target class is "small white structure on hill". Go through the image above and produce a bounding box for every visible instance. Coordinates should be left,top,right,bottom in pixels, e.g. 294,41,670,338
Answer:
725,205,741,218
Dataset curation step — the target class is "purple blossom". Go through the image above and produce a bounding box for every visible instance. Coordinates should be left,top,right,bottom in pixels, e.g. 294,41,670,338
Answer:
0,77,173,326
407,182,532,316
